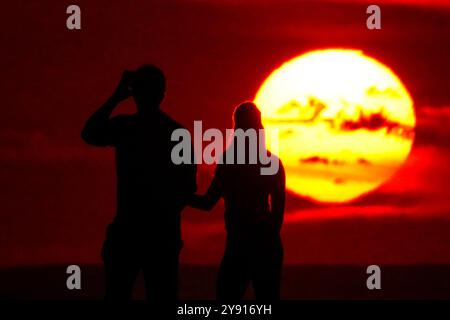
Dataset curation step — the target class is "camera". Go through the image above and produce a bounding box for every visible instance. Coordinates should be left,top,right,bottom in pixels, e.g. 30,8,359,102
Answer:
123,70,137,91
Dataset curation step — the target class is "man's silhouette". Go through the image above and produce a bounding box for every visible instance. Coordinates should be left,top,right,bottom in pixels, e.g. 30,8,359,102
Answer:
81,65,197,301
190,102,285,301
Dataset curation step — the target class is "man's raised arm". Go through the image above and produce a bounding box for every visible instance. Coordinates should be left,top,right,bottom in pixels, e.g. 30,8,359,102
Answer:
81,71,132,146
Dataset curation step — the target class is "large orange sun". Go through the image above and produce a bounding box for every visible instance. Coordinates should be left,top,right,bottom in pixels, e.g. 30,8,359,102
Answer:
254,49,416,203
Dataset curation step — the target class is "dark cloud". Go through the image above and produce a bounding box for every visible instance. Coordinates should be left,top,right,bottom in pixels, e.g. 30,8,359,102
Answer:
414,107,450,147
298,155,371,166
340,110,394,131
338,108,414,139
275,99,325,123
300,156,333,165
274,102,450,148
276,98,326,122
357,158,371,165
272,98,413,138
299,156,346,165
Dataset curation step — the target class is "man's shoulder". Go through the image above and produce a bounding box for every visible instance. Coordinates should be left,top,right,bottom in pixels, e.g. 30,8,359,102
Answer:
159,111,186,130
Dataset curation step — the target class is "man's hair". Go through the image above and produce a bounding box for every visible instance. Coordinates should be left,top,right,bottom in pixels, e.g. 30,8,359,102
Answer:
134,65,166,105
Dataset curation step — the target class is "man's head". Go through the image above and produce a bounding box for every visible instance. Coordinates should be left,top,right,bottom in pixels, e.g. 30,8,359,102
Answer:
130,65,166,112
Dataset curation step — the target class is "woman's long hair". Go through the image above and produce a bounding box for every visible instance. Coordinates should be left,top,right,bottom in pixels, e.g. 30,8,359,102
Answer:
233,101,264,130
225,101,268,165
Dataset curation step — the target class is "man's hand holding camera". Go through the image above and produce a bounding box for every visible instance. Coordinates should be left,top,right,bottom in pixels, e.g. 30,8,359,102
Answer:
111,70,135,103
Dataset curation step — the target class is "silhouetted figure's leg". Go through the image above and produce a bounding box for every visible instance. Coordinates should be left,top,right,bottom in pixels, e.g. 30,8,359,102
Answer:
252,237,283,301
142,247,180,302
104,260,140,300
216,240,249,301
103,245,140,300
102,223,141,300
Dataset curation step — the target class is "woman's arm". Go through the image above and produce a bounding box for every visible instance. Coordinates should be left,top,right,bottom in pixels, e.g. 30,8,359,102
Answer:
190,165,223,211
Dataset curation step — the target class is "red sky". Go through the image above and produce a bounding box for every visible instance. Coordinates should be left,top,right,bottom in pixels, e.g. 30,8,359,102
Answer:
1,0,450,267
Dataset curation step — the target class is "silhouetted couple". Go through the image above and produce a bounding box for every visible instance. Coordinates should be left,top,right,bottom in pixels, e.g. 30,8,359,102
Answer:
82,65,285,302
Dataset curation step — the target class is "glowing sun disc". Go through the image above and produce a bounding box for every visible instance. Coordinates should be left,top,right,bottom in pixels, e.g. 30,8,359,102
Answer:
254,49,415,203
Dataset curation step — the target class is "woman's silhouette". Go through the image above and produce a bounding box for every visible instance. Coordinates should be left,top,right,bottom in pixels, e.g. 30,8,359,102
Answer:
190,102,285,301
